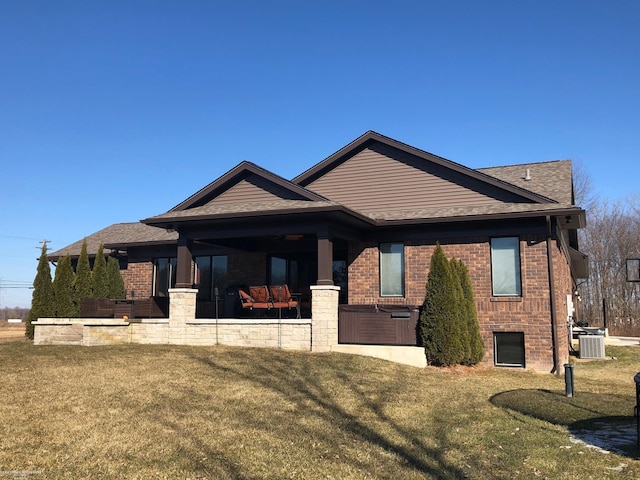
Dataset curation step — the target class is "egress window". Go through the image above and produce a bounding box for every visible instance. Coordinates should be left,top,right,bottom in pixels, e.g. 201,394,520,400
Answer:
490,237,522,296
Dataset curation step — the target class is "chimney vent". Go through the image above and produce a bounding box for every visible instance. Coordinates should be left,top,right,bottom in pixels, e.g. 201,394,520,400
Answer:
524,168,531,181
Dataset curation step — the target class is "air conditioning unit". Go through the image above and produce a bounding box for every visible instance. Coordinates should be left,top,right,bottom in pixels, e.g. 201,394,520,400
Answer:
579,335,605,359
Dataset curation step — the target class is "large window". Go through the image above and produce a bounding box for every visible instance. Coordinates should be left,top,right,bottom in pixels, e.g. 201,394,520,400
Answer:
491,237,522,296
494,332,525,367
153,257,177,297
380,242,404,297
195,255,228,301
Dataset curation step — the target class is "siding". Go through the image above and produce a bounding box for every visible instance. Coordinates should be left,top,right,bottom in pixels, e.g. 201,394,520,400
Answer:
206,173,308,206
305,142,528,213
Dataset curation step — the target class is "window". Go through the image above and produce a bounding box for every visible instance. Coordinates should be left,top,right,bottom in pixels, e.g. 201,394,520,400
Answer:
491,237,522,296
153,257,177,297
380,243,404,297
194,255,228,301
494,332,525,367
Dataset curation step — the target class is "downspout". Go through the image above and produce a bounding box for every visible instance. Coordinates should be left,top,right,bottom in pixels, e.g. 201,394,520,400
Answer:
546,215,560,376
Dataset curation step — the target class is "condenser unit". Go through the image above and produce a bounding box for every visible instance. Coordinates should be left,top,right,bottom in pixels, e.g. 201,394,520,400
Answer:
579,335,605,359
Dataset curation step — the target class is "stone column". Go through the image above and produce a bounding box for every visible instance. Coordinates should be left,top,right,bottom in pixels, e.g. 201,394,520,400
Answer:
168,288,198,344
310,285,340,352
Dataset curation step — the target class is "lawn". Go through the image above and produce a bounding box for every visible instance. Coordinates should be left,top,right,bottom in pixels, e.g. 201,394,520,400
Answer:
1,342,638,479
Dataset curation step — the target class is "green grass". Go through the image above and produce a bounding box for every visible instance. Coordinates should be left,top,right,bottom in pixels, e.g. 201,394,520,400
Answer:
1,342,639,479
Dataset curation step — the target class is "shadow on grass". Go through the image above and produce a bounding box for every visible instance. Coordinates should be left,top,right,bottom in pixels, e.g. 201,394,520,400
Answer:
490,389,638,457
187,349,469,479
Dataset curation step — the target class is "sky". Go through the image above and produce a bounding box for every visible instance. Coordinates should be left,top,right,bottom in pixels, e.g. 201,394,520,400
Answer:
1,0,638,308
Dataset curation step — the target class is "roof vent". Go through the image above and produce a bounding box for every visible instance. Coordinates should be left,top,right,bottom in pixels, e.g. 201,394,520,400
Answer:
524,168,532,181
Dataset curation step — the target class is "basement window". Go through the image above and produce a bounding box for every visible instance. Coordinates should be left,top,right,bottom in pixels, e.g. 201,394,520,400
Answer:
494,332,525,367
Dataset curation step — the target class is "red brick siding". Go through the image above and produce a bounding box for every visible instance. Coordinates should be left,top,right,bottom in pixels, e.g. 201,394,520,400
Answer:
121,261,153,299
348,235,573,372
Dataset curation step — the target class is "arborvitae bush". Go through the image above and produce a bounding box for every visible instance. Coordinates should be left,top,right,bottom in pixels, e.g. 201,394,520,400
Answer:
53,254,76,317
26,242,55,339
73,240,93,314
419,243,464,366
455,258,484,365
450,258,472,363
92,243,109,298
107,256,126,299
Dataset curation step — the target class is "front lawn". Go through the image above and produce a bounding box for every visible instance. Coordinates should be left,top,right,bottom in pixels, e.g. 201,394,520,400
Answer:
1,342,638,479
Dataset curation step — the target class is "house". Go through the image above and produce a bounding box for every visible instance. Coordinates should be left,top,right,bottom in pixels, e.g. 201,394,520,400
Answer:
39,131,588,373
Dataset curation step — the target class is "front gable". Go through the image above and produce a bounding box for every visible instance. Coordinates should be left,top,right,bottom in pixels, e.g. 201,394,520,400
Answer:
294,131,555,216
170,161,327,212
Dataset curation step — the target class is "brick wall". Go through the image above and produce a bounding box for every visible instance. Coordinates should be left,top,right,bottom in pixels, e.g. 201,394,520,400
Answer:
348,233,574,372
121,261,153,299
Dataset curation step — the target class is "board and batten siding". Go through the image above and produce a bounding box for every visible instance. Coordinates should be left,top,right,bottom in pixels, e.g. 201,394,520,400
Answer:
305,142,527,214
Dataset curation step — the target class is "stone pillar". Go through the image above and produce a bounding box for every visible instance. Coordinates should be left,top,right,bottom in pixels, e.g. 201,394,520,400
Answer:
310,285,340,352
168,288,198,344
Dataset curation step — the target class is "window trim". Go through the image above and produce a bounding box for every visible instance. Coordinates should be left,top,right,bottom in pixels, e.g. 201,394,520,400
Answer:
379,242,405,297
490,236,522,297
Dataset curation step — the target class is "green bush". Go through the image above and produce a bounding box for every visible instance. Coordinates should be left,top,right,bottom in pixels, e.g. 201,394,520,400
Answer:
73,239,93,314
26,242,54,339
107,256,126,299
92,243,109,298
53,254,76,317
420,245,484,366
420,244,464,366
452,258,484,365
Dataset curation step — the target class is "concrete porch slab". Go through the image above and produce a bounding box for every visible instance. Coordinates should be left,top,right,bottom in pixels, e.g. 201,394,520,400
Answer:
331,344,427,368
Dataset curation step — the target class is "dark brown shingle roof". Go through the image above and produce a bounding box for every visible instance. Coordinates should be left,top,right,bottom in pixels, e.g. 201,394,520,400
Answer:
48,223,177,260
477,160,573,204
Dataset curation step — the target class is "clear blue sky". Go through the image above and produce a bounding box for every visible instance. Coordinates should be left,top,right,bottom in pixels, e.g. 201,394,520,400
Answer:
1,1,638,308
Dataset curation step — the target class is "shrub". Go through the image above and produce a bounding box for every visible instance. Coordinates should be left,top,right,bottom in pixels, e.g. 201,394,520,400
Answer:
53,254,75,317
92,243,109,298
26,242,54,339
451,258,484,365
420,244,464,366
73,239,93,314
107,256,126,299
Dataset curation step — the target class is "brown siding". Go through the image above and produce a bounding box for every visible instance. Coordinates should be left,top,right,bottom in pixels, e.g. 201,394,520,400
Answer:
306,142,526,213
347,234,570,372
207,174,307,206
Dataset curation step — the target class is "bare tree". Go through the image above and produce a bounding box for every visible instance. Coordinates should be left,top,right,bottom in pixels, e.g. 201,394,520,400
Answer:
577,195,640,335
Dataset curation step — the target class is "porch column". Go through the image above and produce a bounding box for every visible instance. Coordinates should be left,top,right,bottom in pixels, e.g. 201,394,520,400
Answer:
317,233,333,286
175,236,194,289
168,288,198,344
310,285,340,352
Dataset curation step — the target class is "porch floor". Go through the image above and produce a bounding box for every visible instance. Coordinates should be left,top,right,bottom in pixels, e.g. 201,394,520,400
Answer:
331,344,427,368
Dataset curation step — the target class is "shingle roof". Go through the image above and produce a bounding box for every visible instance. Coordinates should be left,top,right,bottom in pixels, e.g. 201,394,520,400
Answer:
48,223,177,259
366,202,578,222
144,199,342,222
477,160,573,204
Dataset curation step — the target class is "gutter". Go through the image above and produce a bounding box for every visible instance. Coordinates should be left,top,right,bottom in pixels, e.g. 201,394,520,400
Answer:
546,215,561,376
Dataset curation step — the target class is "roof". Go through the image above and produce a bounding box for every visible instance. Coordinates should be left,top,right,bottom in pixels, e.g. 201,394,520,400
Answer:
48,223,177,260
477,160,573,204
52,132,583,254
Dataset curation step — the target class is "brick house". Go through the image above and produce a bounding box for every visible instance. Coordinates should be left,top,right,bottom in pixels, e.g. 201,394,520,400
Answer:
42,131,587,373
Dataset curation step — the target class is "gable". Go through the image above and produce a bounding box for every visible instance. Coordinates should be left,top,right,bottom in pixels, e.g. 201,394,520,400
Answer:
207,173,309,206
170,161,327,212
301,141,535,214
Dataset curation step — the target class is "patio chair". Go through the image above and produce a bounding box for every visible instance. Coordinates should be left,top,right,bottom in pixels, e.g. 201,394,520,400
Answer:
269,284,299,318
239,286,273,314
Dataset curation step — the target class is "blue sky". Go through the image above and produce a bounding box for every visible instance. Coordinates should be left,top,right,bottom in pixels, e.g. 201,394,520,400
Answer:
1,1,638,308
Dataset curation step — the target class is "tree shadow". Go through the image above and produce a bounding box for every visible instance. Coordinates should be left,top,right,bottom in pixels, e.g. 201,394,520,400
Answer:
490,389,638,457
183,349,471,479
